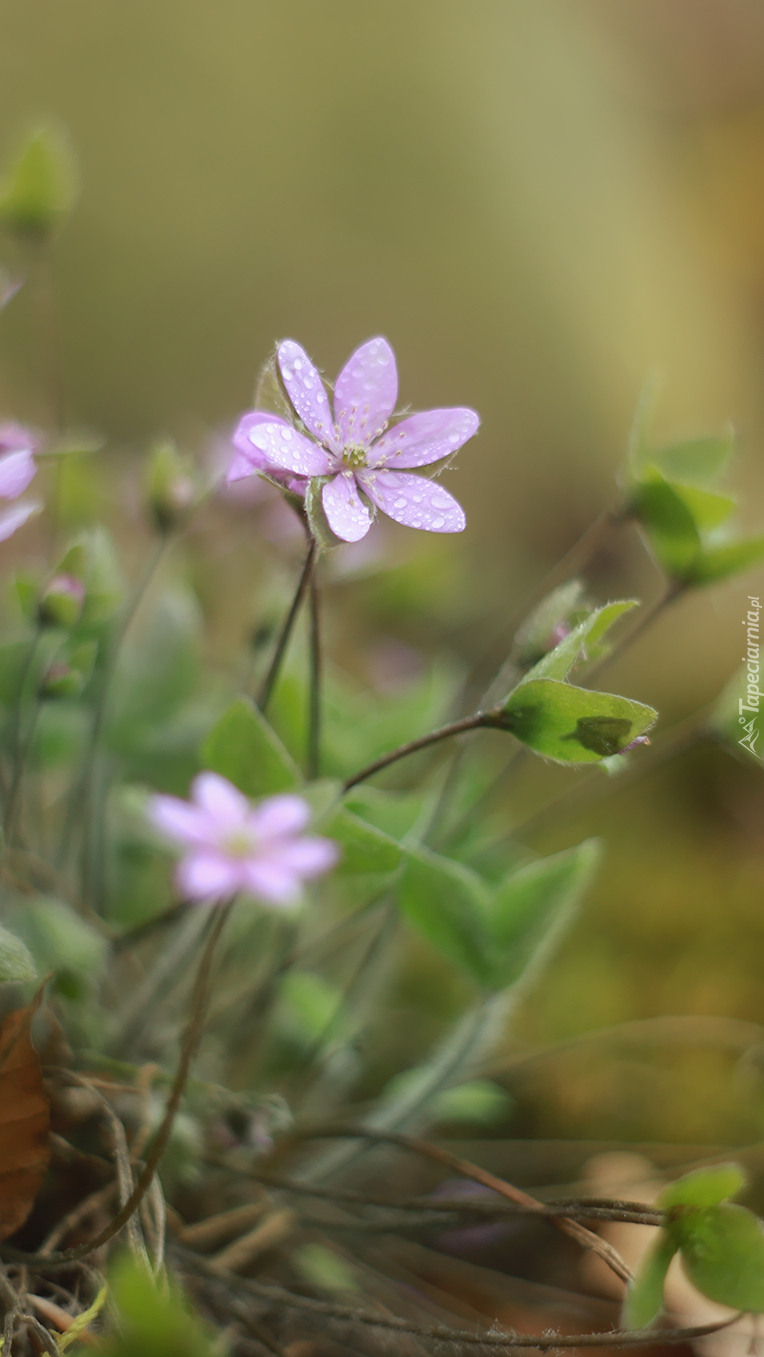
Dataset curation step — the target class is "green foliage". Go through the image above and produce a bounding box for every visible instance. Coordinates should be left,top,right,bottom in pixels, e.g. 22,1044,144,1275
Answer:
623,1232,678,1329
520,599,637,684
0,922,37,982
279,970,343,1044
146,439,197,533
628,1165,764,1325
322,805,401,876
96,1257,217,1357
6,896,107,998
429,1077,514,1124
202,696,300,797
659,1163,748,1209
399,845,492,983
501,677,657,763
511,579,588,671
626,431,764,587
0,123,78,240
396,839,600,987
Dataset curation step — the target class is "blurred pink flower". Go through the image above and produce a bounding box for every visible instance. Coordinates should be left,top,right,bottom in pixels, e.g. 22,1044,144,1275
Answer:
148,772,338,906
229,338,479,542
0,423,40,541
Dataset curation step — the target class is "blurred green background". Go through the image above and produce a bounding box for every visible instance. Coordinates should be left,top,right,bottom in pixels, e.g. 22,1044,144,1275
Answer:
2,0,764,1147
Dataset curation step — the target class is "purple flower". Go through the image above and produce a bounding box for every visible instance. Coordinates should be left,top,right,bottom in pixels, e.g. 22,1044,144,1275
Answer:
0,423,40,541
229,338,479,543
148,772,339,907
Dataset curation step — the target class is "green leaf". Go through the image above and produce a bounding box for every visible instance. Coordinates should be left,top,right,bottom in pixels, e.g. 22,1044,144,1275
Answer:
293,1243,358,1294
672,483,737,532
0,923,36,982
486,840,601,989
305,477,343,550
675,1203,764,1313
279,971,343,1043
511,580,587,671
322,806,401,876
659,1163,747,1209
202,696,300,797
100,1256,218,1357
0,123,78,240
398,845,492,982
628,475,701,576
501,678,657,764
7,896,107,998
651,433,734,485
253,349,293,419
686,534,764,587
623,1231,678,1329
522,600,638,684
430,1078,514,1125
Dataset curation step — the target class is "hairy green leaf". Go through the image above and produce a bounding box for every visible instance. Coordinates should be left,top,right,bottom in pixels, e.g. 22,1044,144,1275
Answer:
659,1163,747,1209
0,924,36,983
675,1203,764,1313
522,600,637,684
398,845,492,982
623,1232,678,1329
202,696,299,797
651,433,733,485
486,840,601,988
501,678,657,764
686,534,764,586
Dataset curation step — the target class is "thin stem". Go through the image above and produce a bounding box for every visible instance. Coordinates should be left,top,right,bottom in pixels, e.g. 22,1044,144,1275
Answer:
185,1256,740,1350
56,536,168,880
343,712,496,792
293,1126,633,1285
307,553,321,779
5,899,234,1267
258,538,316,715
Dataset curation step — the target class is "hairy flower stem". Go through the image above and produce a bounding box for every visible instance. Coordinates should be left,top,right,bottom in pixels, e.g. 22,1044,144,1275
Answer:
4,624,42,837
5,899,234,1268
343,711,499,791
257,537,316,715
307,556,322,778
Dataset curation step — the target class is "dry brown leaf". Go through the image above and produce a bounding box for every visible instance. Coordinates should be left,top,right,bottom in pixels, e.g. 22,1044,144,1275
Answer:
0,994,52,1241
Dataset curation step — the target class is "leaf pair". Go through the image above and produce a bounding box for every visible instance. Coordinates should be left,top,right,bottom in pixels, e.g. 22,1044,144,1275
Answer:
398,838,601,989
627,431,764,588
495,600,657,764
625,1164,764,1327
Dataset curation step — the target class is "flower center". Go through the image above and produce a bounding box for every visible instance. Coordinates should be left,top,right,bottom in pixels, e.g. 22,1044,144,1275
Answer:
222,829,257,858
342,444,367,470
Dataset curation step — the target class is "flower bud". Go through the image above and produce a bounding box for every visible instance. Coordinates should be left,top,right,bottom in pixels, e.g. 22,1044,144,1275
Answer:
146,440,197,533
37,574,85,629
39,661,83,699
0,124,78,242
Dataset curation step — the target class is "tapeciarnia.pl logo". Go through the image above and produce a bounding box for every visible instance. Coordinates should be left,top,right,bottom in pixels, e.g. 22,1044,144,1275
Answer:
739,595,761,757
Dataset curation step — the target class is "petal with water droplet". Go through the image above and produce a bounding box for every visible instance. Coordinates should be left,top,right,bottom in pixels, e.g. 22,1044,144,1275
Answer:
322,472,372,542
246,421,331,477
278,340,339,450
369,408,479,469
359,470,465,533
334,337,398,448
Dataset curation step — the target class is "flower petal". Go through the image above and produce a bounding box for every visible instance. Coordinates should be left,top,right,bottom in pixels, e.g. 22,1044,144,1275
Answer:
243,859,302,906
149,794,213,845
176,852,242,902
248,794,311,839
273,836,340,877
322,472,372,543
0,501,40,542
246,420,330,477
359,470,465,533
0,448,36,499
278,340,339,450
333,337,398,449
0,423,38,455
369,408,479,469
192,772,250,827
230,411,289,475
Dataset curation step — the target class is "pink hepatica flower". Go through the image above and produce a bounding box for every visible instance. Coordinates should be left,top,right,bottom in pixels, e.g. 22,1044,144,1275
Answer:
149,772,339,907
0,423,40,542
229,338,479,542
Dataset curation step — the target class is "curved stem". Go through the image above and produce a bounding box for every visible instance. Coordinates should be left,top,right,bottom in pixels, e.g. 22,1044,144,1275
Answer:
258,538,316,715
343,712,496,792
7,899,234,1266
307,554,321,778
